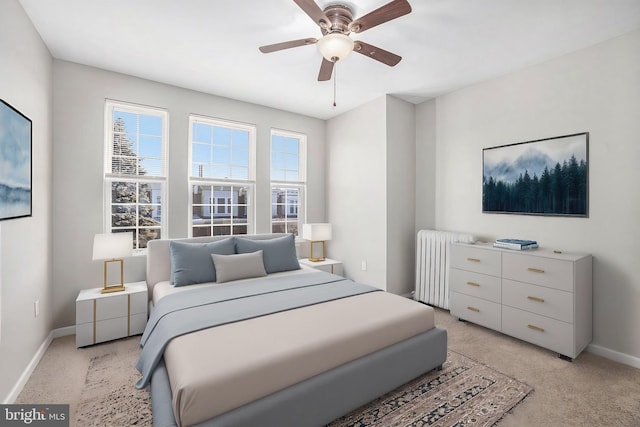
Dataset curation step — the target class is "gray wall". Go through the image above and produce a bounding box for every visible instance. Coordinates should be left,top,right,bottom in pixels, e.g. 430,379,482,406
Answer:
416,30,640,362
327,95,416,294
0,0,53,402
52,61,326,329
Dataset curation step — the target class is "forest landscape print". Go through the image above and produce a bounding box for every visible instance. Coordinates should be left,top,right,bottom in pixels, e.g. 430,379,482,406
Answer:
483,133,588,216
0,99,32,221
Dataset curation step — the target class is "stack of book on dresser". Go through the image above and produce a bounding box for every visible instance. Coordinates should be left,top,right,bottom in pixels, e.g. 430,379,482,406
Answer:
493,238,538,250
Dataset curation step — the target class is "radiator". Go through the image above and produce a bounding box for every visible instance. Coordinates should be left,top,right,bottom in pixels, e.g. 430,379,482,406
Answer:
415,229,475,309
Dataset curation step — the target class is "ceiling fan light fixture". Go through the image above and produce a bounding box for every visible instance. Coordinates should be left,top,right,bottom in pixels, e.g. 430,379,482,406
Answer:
317,32,354,62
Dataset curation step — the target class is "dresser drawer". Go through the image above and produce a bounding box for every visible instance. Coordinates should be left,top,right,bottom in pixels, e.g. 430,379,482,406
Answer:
450,268,501,303
502,279,573,323
451,245,501,276
450,291,501,331
502,306,573,357
95,317,128,343
502,252,574,292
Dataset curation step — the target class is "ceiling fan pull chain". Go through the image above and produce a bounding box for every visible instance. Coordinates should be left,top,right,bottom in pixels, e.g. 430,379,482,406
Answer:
333,62,337,107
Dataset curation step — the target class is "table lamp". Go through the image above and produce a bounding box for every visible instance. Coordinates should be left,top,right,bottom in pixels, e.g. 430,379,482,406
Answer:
302,223,332,262
92,232,133,293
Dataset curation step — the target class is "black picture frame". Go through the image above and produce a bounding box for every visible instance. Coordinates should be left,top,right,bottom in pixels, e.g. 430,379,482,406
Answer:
482,132,588,217
0,99,32,221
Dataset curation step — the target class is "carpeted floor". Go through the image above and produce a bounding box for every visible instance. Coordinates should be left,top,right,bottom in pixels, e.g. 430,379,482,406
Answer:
16,308,640,426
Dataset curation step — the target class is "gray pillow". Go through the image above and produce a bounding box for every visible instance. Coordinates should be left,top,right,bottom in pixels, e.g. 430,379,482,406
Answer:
211,251,267,283
170,237,235,286
235,234,300,274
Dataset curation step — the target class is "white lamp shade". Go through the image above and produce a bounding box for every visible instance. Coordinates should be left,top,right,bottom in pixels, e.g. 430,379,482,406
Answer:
317,33,354,62
92,232,133,260
302,223,332,241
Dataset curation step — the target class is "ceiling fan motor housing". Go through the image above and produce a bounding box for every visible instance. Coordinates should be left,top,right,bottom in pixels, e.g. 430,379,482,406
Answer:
321,5,354,34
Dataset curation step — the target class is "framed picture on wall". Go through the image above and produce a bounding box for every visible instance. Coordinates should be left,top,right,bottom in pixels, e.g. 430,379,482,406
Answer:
482,132,588,217
0,99,32,221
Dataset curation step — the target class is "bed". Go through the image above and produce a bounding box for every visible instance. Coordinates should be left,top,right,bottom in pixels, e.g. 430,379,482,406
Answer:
137,233,447,427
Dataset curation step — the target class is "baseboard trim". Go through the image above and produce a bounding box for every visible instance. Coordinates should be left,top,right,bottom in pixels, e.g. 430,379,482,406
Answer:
52,325,75,338
587,343,640,369
3,331,53,404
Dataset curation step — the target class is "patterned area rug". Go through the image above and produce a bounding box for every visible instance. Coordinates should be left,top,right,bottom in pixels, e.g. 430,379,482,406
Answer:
75,349,531,427
329,350,533,427
75,351,151,426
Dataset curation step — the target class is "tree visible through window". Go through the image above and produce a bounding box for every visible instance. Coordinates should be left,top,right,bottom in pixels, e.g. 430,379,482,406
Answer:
105,101,167,250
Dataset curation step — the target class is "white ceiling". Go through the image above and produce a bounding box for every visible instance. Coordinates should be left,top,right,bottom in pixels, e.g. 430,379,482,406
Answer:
18,0,640,120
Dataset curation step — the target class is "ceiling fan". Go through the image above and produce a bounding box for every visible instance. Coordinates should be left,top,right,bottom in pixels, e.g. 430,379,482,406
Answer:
259,0,412,81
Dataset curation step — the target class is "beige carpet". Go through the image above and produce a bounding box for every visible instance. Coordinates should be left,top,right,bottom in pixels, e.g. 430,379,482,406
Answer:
72,348,531,427
15,308,640,426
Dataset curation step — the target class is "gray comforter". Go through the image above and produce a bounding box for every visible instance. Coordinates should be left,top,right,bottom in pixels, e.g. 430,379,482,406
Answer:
135,271,380,389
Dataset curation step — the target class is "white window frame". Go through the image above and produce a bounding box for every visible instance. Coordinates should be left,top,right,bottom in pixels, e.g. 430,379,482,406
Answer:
104,100,168,252
188,115,256,237
270,129,307,236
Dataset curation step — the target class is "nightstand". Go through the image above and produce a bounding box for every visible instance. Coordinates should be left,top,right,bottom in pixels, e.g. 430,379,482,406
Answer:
299,258,343,276
76,281,148,347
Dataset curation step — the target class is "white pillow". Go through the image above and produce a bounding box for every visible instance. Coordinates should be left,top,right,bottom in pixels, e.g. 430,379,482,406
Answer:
211,250,267,283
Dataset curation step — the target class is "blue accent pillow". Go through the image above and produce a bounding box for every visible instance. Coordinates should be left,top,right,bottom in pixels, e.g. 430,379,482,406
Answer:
170,237,235,286
235,234,300,274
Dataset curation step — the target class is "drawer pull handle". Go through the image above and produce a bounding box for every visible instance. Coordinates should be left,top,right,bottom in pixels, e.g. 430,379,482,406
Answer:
527,267,545,273
527,296,545,303
527,324,545,333
466,306,480,313
466,258,481,263
466,281,480,287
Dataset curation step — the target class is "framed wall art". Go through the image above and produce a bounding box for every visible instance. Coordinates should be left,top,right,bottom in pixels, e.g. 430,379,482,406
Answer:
482,132,588,217
0,99,32,221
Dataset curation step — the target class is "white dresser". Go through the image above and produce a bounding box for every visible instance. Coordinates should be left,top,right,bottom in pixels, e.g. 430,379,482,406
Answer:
450,243,592,359
76,281,148,347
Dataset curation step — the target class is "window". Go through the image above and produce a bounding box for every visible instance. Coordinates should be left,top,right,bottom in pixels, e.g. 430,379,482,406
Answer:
190,116,255,236
104,100,168,250
271,129,306,236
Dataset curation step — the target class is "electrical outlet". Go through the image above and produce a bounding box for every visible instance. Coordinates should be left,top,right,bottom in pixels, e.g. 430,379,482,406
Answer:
34,300,39,317
361,260,367,271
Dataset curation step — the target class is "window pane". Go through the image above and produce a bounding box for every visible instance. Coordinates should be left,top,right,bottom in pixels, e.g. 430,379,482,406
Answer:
112,205,136,227
286,222,298,235
231,167,248,180
193,226,212,237
140,159,161,177
213,146,230,164
140,115,162,136
213,127,231,146
285,138,299,153
272,223,285,233
233,225,247,235
193,144,211,163
213,226,231,236
273,135,285,151
112,182,137,203
140,135,162,158
285,154,298,171
138,228,161,249
193,123,211,143
232,148,248,164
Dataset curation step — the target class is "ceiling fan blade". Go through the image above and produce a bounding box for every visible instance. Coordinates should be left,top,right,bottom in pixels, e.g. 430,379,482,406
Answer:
349,0,412,33
318,58,334,81
259,38,317,53
353,41,402,66
293,0,330,29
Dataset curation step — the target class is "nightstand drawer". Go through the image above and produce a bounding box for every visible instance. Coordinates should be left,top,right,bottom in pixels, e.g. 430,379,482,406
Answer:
450,245,501,276
502,252,574,292
502,305,573,357
502,279,573,323
95,317,128,343
130,291,148,315
130,313,147,335
450,291,501,331
96,294,128,320
450,268,501,303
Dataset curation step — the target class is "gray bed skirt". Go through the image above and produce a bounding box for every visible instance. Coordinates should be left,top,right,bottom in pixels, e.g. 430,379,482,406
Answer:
150,326,447,427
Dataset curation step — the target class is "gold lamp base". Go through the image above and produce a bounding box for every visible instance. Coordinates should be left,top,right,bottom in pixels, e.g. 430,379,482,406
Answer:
308,241,326,262
101,258,126,294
